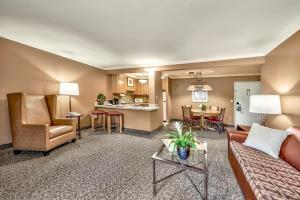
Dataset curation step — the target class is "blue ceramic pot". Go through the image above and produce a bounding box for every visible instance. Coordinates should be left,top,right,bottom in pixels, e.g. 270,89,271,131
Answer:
177,146,190,160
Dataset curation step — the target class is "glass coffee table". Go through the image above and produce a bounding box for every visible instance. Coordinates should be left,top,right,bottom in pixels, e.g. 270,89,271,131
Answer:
151,143,208,200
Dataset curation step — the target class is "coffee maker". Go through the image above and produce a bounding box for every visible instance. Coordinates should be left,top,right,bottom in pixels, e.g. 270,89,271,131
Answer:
113,98,119,105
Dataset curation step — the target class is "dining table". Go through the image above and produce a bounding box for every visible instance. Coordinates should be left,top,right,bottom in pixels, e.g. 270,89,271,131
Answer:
191,109,220,131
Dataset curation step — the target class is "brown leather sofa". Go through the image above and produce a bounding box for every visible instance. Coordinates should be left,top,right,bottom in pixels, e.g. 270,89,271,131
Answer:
228,127,300,200
7,93,77,155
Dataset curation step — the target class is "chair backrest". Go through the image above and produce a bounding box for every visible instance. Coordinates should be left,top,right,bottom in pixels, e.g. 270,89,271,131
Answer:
218,108,226,121
45,95,59,124
182,105,192,119
24,94,51,125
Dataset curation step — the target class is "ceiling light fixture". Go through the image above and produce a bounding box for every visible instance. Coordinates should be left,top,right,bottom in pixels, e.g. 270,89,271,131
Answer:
138,79,147,84
187,72,213,91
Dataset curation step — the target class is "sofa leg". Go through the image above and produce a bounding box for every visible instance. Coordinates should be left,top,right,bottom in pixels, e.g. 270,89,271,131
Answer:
43,151,49,156
71,139,76,143
14,150,22,154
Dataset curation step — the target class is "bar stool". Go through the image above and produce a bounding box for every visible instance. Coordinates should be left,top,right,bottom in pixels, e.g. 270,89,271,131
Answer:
91,110,107,132
106,111,123,134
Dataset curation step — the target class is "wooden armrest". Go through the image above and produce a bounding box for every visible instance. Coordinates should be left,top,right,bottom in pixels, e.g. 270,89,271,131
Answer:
227,130,249,143
52,118,75,126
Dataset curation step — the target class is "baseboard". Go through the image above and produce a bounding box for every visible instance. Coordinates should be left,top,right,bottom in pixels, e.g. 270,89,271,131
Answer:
124,125,163,134
0,143,12,150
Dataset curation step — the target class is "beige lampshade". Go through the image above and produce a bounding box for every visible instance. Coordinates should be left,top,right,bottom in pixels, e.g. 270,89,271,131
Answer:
249,95,281,114
59,82,79,96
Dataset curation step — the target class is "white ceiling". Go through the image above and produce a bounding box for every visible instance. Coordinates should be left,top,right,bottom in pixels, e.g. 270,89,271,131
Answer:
0,0,300,70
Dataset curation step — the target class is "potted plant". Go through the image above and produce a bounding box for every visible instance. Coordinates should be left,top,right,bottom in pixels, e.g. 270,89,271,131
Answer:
167,121,197,160
97,93,106,105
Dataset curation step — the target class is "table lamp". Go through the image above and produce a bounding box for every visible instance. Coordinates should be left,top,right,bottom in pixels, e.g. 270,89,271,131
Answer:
59,82,79,112
249,95,281,126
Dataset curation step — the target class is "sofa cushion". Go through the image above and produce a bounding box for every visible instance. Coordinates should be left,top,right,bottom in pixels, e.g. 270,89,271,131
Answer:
49,125,73,139
230,141,300,200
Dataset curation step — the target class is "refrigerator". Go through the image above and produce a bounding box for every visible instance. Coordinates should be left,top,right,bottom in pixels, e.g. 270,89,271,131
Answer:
162,91,167,122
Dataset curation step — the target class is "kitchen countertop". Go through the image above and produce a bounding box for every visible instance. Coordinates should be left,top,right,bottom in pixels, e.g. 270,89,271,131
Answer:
96,104,160,112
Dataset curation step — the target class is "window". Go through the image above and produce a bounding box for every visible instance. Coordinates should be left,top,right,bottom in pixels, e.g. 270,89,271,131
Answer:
192,90,208,102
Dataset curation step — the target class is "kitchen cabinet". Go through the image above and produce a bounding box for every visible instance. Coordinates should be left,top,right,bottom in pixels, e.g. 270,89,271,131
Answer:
127,78,137,92
112,74,127,94
136,81,149,95
112,74,137,94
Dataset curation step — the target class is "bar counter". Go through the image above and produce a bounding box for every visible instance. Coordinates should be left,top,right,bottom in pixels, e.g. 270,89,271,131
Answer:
95,104,161,132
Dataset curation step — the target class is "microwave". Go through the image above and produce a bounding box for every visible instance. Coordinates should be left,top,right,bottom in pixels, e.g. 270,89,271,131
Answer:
135,98,144,103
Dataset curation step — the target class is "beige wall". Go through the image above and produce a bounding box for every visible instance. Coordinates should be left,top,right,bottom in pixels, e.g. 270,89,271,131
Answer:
261,30,300,130
171,76,260,125
0,37,111,145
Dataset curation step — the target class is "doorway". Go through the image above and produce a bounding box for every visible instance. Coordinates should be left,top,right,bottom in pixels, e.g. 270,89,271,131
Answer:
234,81,261,127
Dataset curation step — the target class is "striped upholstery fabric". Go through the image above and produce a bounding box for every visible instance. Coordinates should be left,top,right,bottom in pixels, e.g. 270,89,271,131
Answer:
230,141,300,200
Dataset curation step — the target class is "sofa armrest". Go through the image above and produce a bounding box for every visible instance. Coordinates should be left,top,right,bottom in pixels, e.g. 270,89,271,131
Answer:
52,118,75,126
12,124,50,151
228,130,249,144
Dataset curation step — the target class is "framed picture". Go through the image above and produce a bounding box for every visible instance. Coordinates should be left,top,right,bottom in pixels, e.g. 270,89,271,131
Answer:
127,77,134,87
192,90,208,102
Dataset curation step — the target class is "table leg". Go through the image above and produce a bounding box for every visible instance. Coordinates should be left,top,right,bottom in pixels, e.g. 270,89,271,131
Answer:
152,159,156,196
204,173,208,200
103,114,106,131
119,115,123,133
201,115,204,131
108,116,111,134
77,117,81,139
91,114,95,132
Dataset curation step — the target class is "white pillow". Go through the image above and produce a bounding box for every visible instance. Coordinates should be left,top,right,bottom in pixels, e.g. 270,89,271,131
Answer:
243,123,288,158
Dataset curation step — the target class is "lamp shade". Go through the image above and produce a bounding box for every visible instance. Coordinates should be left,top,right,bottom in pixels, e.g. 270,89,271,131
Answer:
249,95,281,114
60,82,79,96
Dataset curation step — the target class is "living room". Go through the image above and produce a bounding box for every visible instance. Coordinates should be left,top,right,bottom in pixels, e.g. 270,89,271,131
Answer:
0,1,300,200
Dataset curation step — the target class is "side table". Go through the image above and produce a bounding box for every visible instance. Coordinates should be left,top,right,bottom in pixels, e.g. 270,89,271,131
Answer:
66,114,84,139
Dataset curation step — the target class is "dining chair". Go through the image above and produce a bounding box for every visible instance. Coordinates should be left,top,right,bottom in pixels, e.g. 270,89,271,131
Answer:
205,108,226,134
204,105,219,120
182,105,200,126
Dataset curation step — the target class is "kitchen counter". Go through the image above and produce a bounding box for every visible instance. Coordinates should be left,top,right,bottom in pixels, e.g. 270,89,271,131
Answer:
95,104,162,132
96,104,159,112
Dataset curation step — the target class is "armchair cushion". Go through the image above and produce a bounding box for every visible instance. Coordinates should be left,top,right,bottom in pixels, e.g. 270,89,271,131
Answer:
49,125,74,139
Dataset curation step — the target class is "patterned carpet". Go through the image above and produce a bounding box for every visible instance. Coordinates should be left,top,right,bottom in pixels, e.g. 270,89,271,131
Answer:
0,127,243,200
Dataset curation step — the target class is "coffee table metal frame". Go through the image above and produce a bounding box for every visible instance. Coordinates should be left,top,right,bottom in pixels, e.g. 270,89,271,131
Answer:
151,144,208,200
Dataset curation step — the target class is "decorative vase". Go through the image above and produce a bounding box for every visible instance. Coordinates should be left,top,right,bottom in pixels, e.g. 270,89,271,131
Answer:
177,146,190,160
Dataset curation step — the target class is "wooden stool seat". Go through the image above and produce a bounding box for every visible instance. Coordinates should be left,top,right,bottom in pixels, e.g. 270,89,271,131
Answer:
91,110,107,132
106,111,123,134
91,110,107,115
106,111,123,116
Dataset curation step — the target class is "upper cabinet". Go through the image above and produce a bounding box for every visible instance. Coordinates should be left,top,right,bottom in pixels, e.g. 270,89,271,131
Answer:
112,74,149,95
136,81,149,96
112,74,126,94
112,74,137,94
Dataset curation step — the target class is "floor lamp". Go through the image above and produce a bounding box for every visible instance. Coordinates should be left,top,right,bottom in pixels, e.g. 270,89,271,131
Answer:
59,82,79,112
249,95,281,126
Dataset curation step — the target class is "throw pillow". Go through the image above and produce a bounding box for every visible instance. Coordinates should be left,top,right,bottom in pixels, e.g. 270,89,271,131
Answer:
243,123,288,158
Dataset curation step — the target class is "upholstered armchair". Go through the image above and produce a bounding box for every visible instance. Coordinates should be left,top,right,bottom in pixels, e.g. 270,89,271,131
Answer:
7,93,76,155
